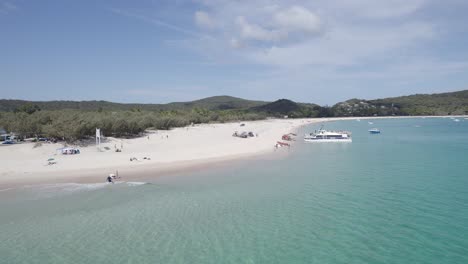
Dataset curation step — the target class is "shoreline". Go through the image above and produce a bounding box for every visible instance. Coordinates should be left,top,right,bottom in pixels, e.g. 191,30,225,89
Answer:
0,115,464,188
0,147,293,190
0,118,313,188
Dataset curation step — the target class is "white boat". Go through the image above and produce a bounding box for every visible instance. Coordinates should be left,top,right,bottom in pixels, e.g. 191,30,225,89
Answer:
454,119,460,122
368,121,374,125
368,128,381,134
304,129,352,142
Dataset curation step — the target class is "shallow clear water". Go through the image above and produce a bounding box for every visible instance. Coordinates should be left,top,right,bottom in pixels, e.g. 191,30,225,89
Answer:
1,118,468,264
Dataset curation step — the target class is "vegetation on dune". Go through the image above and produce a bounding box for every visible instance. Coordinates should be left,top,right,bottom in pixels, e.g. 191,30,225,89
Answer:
0,96,270,141
0,108,266,141
1,90,467,142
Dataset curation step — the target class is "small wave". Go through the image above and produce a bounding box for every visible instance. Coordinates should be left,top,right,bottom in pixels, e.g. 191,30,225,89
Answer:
33,182,110,193
7,183,113,200
6,181,151,200
125,181,149,186
31,181,148,193
0,187,15,192
102,181,149,186
29,181,148,193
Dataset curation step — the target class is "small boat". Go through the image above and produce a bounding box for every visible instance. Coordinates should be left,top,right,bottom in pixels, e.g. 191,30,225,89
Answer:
368,121,374,125
368,128,381,134
454,119,460,122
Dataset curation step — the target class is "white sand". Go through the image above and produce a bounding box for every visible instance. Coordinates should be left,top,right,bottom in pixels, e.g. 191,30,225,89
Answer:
0,118,319,186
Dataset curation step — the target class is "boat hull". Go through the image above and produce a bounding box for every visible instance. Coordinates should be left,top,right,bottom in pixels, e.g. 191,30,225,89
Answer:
304,138,352,143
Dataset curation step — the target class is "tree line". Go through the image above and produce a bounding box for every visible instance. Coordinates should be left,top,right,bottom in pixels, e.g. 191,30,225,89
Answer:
0,107,266,141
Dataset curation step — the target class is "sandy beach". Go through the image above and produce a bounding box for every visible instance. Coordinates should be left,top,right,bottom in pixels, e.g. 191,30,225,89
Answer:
0,116,462,188
0,118,319,187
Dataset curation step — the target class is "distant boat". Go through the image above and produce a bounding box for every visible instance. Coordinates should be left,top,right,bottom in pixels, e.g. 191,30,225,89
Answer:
356,119,361,122
368,128,381,134
368,121,374,125
454,119,460,122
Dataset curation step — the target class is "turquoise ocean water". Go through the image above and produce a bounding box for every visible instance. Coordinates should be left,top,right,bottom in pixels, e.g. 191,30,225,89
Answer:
1,118,468,264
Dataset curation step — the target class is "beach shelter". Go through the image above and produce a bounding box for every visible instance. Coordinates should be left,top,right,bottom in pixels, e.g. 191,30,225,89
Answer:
57,147,80,155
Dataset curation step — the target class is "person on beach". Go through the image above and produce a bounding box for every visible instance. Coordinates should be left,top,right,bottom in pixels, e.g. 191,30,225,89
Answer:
107,175,113,183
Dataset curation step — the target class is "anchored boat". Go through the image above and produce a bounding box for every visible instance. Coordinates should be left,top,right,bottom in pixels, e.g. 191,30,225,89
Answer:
304,129,352,142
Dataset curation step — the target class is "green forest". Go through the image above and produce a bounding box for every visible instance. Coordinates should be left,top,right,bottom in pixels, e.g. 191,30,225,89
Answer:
1,90,467,142
0,108,266,141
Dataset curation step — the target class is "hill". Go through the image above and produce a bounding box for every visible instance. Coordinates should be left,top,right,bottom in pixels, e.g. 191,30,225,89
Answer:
331,90,468,116
0,96,267,112
1,89,468,117
251,99,321,117
370,90,468,115
0,99,163,112
165,96,267,111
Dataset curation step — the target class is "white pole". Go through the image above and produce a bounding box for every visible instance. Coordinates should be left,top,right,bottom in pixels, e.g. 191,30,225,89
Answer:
96,128,101,150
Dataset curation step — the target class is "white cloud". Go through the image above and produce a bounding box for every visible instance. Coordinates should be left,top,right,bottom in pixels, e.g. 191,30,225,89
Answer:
241,22,435,67
193,3,323,46
189,0,437,68
235,16,283,42
234,5,323,44
273,6,322,34
194,11,216,29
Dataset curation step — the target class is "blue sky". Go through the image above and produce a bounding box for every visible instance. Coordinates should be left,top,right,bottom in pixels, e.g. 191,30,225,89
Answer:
1,0,468,105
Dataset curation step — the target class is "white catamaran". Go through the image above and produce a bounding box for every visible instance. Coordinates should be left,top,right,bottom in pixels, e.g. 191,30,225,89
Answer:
304,127,352,143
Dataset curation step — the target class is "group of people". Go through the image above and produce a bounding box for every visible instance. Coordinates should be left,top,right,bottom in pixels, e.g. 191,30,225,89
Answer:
106,171,120,183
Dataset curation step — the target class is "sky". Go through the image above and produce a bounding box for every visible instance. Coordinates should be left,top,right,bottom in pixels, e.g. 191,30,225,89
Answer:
1,0,468,105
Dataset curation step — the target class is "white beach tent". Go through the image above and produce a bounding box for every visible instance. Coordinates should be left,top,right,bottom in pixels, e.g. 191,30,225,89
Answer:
57,147,80,155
